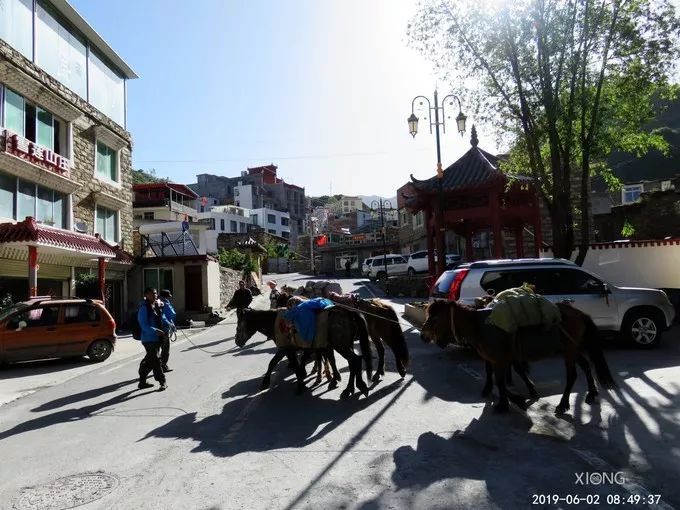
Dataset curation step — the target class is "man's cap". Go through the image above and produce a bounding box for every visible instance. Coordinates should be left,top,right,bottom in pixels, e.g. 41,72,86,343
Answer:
160,289,173,299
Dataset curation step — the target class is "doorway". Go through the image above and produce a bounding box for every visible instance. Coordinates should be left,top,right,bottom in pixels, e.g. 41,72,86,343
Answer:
184,265,203,311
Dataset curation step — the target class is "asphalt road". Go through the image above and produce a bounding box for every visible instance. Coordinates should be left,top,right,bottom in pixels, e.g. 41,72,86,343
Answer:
0,273,679,510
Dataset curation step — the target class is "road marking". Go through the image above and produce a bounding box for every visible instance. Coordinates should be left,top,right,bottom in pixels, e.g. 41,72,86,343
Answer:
570,447,675,510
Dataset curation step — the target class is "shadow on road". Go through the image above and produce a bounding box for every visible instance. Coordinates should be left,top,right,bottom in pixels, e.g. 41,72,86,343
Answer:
30,378,139,412
0,356,93,379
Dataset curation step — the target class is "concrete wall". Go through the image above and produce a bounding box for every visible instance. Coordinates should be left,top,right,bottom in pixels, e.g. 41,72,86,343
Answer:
206,260,221,311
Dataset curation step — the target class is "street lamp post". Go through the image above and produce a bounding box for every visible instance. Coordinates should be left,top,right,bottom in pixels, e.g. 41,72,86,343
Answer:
408,90,467,277
371,199,392,280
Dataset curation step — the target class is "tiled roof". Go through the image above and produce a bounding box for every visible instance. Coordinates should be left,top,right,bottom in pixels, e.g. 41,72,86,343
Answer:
410,146,504,193
0,217,119,258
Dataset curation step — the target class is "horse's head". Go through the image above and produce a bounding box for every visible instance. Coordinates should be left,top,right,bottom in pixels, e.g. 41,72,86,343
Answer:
275,292,291,307
421,300,453,349
235,308,257,347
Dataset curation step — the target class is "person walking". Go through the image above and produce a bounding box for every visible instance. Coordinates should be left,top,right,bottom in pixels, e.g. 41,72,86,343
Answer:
267,280,280,309
227,280,253,310
159,289,176,373
137,287,170,391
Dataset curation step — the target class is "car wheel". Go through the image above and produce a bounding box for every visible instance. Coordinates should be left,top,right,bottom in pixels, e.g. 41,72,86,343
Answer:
407,267,416,277
622,309,663,348
87,339,113,362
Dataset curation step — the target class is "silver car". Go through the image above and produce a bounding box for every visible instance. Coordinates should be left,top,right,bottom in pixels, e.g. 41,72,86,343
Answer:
430,258,676,347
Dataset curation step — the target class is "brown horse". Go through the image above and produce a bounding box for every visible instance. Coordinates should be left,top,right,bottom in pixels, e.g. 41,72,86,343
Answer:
421,300,616,414
235,307,372,399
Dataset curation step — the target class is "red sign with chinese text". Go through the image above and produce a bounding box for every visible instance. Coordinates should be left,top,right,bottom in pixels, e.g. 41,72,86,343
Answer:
1,130,71,177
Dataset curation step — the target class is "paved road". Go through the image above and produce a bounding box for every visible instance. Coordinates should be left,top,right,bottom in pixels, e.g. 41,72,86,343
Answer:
1,273,679,509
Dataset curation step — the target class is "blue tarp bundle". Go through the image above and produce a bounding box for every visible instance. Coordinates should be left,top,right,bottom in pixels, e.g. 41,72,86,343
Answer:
283,298,335,344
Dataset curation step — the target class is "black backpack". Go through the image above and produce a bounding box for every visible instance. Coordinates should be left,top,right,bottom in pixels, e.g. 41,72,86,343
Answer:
131,302,159,340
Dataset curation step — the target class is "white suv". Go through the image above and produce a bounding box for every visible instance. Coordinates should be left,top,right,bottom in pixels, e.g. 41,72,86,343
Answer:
430,258,676,347
406,251,461,275
368,254,409,281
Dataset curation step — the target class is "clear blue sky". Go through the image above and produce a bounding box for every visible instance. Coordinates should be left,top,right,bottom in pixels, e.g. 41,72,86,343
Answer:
70,0,496,197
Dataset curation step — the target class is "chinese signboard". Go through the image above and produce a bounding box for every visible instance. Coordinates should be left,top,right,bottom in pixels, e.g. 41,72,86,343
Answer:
1,130,71,177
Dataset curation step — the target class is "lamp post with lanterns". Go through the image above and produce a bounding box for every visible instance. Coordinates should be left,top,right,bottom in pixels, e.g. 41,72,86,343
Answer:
408,90,466,277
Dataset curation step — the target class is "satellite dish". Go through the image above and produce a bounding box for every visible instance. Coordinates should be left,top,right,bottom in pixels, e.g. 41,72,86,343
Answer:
74,221,88,233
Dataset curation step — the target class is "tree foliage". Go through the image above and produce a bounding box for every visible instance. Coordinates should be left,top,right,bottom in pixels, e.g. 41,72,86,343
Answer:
132,168,169,184
409,0,680,262
217,248,259,276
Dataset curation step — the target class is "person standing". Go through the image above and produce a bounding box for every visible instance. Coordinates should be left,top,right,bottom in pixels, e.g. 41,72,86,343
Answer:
345,259,352,277
267,280,280,309
159,289,176,373
137,287,169,391
227,280,253,310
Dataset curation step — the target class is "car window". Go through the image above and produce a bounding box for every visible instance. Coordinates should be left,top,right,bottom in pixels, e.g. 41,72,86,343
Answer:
411,252,426,259
433,270,457,294
9,305,60,328
393,256,406,264
533,268,603,295
480,271,517,294
64,304,100,324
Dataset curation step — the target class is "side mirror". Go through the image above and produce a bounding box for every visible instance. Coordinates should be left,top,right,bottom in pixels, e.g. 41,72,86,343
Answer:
16,320,27,331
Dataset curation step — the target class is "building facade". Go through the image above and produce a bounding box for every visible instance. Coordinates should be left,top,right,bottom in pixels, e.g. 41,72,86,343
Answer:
250,207,291,239
0,0,136,323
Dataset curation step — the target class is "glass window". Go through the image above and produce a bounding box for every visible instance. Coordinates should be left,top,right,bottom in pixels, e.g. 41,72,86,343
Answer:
36,108,54,150
268,214,276,224
220,219,225,231
36,185,53,224
17,179,35,220
622,185,643,204
64,304,99,324
88,50,125,125
96,141,117,182
95,205,118,243
144,268,173,294
230,220,237,232
0,172,15,219
239,222,247,233
0,0,33,59
4,88,25,135
35,2,87,98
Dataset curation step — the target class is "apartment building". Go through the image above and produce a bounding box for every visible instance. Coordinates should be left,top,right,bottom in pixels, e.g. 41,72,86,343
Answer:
0,0,137,323
250,207,291,239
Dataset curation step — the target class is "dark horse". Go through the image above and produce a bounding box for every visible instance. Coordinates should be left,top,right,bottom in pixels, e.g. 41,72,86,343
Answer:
421,300,616,414
235,307,372,398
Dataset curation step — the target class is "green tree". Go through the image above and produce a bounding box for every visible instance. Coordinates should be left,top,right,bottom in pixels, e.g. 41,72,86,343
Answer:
132,168,169,184
409,0,679,263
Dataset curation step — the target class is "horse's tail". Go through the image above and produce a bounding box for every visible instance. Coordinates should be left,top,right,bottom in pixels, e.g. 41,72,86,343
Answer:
353,312,373,381
582,313,617,389
384,305,410,373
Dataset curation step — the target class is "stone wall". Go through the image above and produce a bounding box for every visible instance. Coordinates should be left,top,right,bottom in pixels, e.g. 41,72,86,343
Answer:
377,276,430,298
219,267,243,313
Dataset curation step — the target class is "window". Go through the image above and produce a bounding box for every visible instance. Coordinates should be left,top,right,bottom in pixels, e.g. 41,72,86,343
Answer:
0,0,33,59
88,50,125,126
267,214,276,224
252,214,258,225
143,212,154,220
2,88,68,157
282,231,290,239
230,220,237,233
414,212,424,228
234,188,240,196
0,174,66,227
239,222,247,233
220,219,225,231
661,180,672,191
344,201,348,206
268,229,277,234
95,205,119,243
143,268,173,294
95,141,118,182
64,304,100,324
35,2,87,98
10,305,60,328
281,217,289,226
622,184,643,204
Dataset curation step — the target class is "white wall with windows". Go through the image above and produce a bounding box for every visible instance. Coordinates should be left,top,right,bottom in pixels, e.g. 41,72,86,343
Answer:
233,184,254,209
0,0,131,127
250,207,290,238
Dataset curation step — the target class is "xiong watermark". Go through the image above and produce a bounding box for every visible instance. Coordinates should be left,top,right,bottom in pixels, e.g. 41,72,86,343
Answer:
574,472,625,486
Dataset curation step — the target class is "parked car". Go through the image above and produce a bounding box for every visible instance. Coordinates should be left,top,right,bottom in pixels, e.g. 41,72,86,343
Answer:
430,258,676,347
361,257,376,277
0,297,116,364
406,250,461,275
368,254,409,281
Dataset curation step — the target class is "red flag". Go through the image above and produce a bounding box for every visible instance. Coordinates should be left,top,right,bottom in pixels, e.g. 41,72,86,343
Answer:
316,235,328,247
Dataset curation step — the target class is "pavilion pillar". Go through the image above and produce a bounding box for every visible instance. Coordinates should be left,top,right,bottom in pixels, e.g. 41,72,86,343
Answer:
515,226,525,259
98,258,107,305
28,246,38,297
489,190,503,258
424,208,435,277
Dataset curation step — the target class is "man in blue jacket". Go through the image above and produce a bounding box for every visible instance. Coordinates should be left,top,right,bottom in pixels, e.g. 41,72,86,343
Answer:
159,289,176,373
138,287,169,391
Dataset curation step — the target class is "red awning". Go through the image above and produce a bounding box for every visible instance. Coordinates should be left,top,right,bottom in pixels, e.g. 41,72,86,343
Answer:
0,217,119,258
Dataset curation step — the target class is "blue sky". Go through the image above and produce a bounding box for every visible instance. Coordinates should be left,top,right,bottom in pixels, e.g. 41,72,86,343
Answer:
70,0,495,197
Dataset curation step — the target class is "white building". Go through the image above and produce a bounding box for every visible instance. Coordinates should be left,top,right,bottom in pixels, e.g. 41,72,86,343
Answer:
250,207,290,239
196,205,252,254
331,196,364,215
234,183,255,209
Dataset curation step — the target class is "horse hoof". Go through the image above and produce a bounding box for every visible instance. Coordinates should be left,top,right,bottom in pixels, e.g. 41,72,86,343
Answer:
358,383,369,398
398,368,406,378
555,404,569,415
340,388,354,399
371,373,381,384
585,392,598,405
329,380,338,390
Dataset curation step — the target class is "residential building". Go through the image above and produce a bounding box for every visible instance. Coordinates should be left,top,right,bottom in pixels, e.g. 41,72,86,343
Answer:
132,183,199,223
250,207,291,239
330,195,364,215
0,0,137,324
196,204,252,254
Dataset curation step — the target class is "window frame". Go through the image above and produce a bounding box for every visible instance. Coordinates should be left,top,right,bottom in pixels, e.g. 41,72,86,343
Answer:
94,139,120,185
143,268,174,295
94,203,120,244
621,184,643,204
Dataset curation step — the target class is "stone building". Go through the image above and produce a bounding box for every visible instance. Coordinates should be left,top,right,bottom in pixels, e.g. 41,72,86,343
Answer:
0,0,137,324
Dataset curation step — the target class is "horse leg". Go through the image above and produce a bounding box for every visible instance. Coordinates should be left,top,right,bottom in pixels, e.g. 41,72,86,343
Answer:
513,361,539,400
298,350,311,378
556,356,578,415
323,355,332,381
482,361,494,398
313,350,323,386
576,354,598,405
284,349,307,395
493,362,511,412
338,348,356,399
372,337,385,383
326,348,341,390
262,349,286,390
